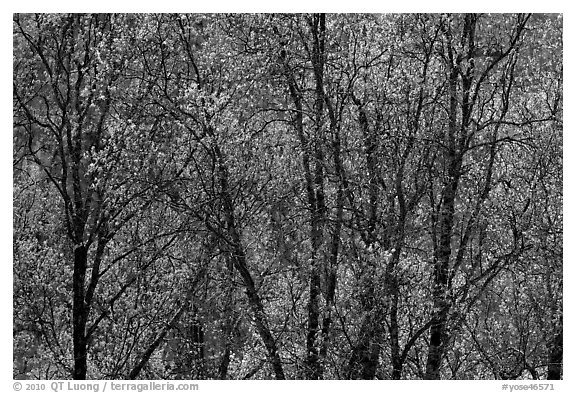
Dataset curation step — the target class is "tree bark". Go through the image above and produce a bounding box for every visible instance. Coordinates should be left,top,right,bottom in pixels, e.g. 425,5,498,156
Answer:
72,245,88,379
304,13,328,380
547,324,562,379
347,318,381,379
216,151,286,380
228,238,285,380
128,305,185,379
424,35,461,379
278,18,326,378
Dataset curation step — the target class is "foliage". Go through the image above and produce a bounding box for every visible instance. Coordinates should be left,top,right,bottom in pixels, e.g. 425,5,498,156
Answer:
13,13,562,380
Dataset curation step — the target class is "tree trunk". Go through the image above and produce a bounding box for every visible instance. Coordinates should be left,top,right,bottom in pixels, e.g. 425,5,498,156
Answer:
347,322,380,380
190,305,205,378
128,306,184,379
424,306,450,379
231,244,285,380
347,277,382,380
424,162,458,380
216,154,285,380
72,245,88,379
547,325,562,379
218,258,235,379
227,212,285,380
304,13,327,380
424,56,461,380
319,127,344,367
389,284,402,380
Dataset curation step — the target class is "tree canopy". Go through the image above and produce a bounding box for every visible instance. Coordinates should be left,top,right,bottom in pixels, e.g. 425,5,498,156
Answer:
13,13,562,380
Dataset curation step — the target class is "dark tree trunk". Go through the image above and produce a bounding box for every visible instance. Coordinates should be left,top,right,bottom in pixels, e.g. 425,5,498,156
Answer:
129,306,184,379
320,121,344,365
191,306,205,378
232,246,285,380
304,13,328,380
424,52,461,380
347,280,382,380
424,307,450,380
72,245,88,380
218,259,235,380
347,326,380,380
218,347,231,380
226,210,285,380
216,153,285,380
279,16,327,379
424,157,458,380
389,283,402,380
547,325,562,379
